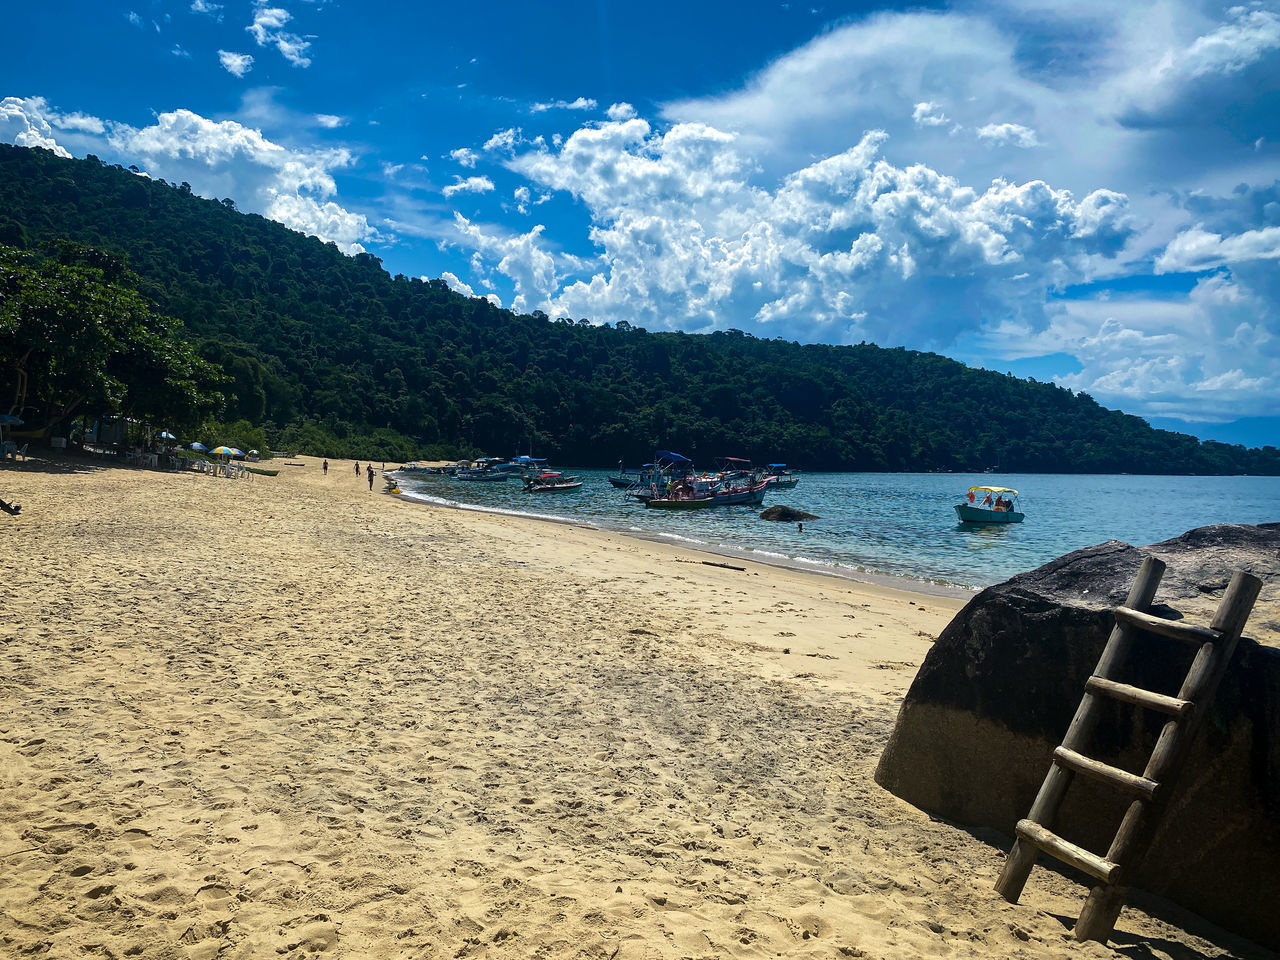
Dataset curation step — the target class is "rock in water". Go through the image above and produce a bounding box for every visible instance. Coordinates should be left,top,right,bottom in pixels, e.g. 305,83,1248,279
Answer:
759,505,819,522
875,523,1280,950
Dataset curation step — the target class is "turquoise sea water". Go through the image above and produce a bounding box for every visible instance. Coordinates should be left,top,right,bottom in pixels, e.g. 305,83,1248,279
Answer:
391,470,1279,592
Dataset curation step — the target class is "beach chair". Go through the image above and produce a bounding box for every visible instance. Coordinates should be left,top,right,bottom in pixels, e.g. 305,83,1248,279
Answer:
13,444,26,461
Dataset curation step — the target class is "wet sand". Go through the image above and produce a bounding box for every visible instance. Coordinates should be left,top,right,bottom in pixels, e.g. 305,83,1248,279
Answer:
0,454,1268,958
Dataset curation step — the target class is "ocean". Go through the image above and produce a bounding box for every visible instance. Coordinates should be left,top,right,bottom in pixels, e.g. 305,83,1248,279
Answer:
391,469,1279,593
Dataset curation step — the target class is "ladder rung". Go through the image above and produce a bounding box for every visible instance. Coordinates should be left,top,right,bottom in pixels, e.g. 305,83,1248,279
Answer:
1052,746,1160,800
1014,820,1119,883
1084,676,1192,717
1114,607,1219,646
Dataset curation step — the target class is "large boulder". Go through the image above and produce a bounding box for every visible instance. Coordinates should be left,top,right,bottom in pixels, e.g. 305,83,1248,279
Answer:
875,523,1280,949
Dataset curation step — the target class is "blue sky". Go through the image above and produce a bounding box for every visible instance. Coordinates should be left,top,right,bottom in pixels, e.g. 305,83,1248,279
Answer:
3,0,1279,448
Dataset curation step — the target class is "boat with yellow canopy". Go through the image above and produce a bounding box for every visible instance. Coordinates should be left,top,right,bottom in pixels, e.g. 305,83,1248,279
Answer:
955,486,1024,523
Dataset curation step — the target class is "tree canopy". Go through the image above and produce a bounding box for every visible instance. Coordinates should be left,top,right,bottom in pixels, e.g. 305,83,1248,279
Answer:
0,240,221,432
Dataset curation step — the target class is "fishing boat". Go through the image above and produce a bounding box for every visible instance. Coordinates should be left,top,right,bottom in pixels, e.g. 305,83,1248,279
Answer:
645,492,715,510
523,471,583,492
763,464,800,489
710,477,769,506
455,457,524,481
954,486,1024,523
607,463,655,489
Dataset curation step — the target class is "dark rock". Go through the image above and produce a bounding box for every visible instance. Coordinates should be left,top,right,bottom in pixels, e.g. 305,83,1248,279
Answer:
760,505,819,522
875,523,1280,949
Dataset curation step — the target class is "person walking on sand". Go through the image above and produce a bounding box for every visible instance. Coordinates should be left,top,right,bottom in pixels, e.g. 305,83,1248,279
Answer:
355,460,360,476
323,459,329,475
366,463,374,490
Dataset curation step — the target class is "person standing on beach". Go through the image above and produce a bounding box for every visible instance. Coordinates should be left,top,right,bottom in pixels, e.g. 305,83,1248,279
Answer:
322,459,329,475
366,463,374,490
355,461,360,476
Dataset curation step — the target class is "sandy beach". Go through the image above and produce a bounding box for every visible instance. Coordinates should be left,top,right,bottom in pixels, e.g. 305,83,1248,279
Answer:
0,455,1269,959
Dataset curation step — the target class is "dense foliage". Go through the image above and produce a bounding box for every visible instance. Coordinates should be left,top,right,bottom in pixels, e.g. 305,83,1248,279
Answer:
0,240,221,432
0,143,1275,474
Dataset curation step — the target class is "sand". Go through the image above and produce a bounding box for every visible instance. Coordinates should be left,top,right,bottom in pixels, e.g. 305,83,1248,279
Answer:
0,454,1269,959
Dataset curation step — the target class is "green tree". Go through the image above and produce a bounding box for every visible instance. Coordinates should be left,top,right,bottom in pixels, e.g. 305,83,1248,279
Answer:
0,243,222,431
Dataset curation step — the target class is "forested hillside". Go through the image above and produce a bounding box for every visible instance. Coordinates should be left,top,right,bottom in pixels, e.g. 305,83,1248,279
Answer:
1,143,1275,474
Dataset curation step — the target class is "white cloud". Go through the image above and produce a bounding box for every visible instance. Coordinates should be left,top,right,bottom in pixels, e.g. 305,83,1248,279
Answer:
49,110,105,135
246,5,312,67
191,0,223,18
0,97,71,157
976,122,1039,148
1051,272,1277,420
1180,7,1280,78
103,107,373,252
442,175,495,198
1155,225,1280,273
314,114,344,129
482,128,519,153
450,147,479,168
531,97,598,113
453,216,557,314
2,99,376,254
440,271,476,297
172,45,192,58
912,101,949,127
461,113,1134,345
218,50,254,77
607,102,637,121
263,193,373,254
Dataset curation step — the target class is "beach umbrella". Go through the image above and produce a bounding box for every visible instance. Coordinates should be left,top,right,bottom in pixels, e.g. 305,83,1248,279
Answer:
0,414,22,426
188,441,207,452
210,445,236,456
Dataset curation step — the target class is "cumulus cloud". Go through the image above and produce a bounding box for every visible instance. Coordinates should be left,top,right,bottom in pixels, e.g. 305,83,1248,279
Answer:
0,97,72,157
450,147,479,168
219,50,254,76
49,110,105,135
1156,225,1280,273
976,122,1039,148
454,216,557,314
246,5,312,67
102,107,373,252
482,128,520,153
912,101,949,127
1052,272,1277,420
314,114,345,129
530,96,597,113
440,271,476,297
442,175,495,198
456,113,1135,346
607,102,637,121
1180,7,1280,78
191,0,223,19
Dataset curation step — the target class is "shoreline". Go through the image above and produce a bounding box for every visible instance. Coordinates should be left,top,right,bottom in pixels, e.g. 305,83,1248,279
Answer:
392,481,978,603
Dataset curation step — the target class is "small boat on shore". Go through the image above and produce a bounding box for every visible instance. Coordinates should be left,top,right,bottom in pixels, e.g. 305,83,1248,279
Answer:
955,486,1025,524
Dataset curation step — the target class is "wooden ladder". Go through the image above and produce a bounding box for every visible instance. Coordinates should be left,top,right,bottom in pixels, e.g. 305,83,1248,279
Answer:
994,556,1262,942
